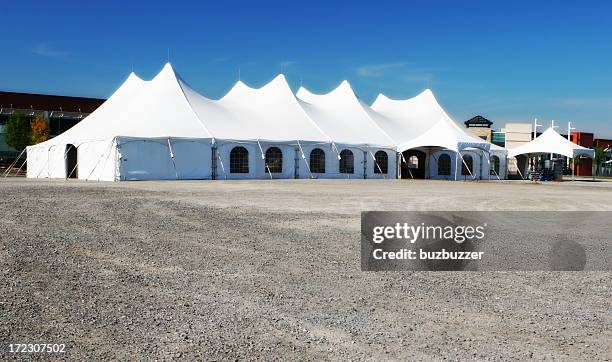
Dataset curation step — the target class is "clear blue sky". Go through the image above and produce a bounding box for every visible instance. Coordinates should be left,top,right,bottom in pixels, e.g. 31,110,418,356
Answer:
3,0,612,138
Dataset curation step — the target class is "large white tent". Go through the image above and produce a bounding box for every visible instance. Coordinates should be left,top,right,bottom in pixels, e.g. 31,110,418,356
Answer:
26,64,398,181
508,127,595,159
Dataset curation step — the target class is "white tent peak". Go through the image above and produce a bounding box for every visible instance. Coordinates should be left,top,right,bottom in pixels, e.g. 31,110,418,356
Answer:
126,72,141,81
221,74,294,102
297,80,357,102
372,89,434,108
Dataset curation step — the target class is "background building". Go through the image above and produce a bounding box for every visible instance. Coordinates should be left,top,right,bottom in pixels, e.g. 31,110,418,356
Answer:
570,132,594,176
465,115,493,142
0,91,104,163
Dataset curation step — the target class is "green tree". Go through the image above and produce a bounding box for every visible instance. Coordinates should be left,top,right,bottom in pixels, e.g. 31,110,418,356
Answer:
593,147,605,176
5,112,32,152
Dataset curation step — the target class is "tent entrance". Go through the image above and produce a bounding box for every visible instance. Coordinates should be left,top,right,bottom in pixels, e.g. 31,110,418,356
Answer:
66,144,78,179
401,150,426,179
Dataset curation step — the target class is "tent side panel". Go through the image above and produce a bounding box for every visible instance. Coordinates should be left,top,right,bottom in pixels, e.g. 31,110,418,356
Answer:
117,138,212,181
27,145,64,179
77,140,117,181
26,147,47,178
169,139,212,180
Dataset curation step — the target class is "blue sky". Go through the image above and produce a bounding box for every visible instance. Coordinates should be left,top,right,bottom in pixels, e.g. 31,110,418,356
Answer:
3,0,612,137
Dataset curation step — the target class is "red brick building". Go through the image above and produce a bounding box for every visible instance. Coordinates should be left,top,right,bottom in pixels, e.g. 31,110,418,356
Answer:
594,138,612,149
570,132,593,176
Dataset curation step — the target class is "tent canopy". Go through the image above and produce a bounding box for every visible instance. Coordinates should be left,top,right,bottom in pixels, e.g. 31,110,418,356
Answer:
508,127,595,158
296,81,395,147
29,63,213,150
371,89,490,152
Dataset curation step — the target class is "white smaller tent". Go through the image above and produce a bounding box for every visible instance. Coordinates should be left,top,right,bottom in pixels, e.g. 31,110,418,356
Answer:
508,127,594,158
370,89,496,179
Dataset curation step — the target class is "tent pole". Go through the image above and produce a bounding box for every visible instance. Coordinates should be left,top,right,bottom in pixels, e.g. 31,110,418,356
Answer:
14,157,27,177
85,138,116,181
396,152,401,179
485,150,490,181
257,140,273,180
369,148,386,179
296,140,313,179
167,138,179,180
515,157,526,181
400,152,414,180
363,150,367,179
217,152,227,180
430,149,441,179
454,151,459,181
460,153,475,180
426,147,430,179
331,142,347,179
211,143,217,180
483,152,501,181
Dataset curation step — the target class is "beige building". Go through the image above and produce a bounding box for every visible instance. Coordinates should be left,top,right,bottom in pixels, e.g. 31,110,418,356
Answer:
504,123,533,149
504,123,533,176
464,116,493,142
467,128,492,142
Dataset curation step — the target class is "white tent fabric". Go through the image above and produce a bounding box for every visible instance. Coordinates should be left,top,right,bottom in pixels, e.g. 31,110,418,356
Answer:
508,127,594,158
184,75,331,143
371,90,490,152
296,81,395,147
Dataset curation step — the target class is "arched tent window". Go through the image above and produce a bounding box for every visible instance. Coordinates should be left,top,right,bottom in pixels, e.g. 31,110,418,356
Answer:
490,155,500,175
230,146,249,173
461,154,473,176
374,151,388,174
265,147,283,173
310,148,325,173
408,155,419,169
438,154,451,176
339,149,354,174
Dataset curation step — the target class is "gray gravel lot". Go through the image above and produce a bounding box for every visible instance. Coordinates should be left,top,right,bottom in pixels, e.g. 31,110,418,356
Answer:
0,178,611,360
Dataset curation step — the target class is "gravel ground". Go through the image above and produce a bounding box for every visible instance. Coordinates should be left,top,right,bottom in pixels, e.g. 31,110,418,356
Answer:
0,178,610,360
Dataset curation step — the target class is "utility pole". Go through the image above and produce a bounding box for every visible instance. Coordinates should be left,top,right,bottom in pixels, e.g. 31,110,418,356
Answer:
533,118,541,140
567,121,576,173
550,120,558,160
551,119,559,131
